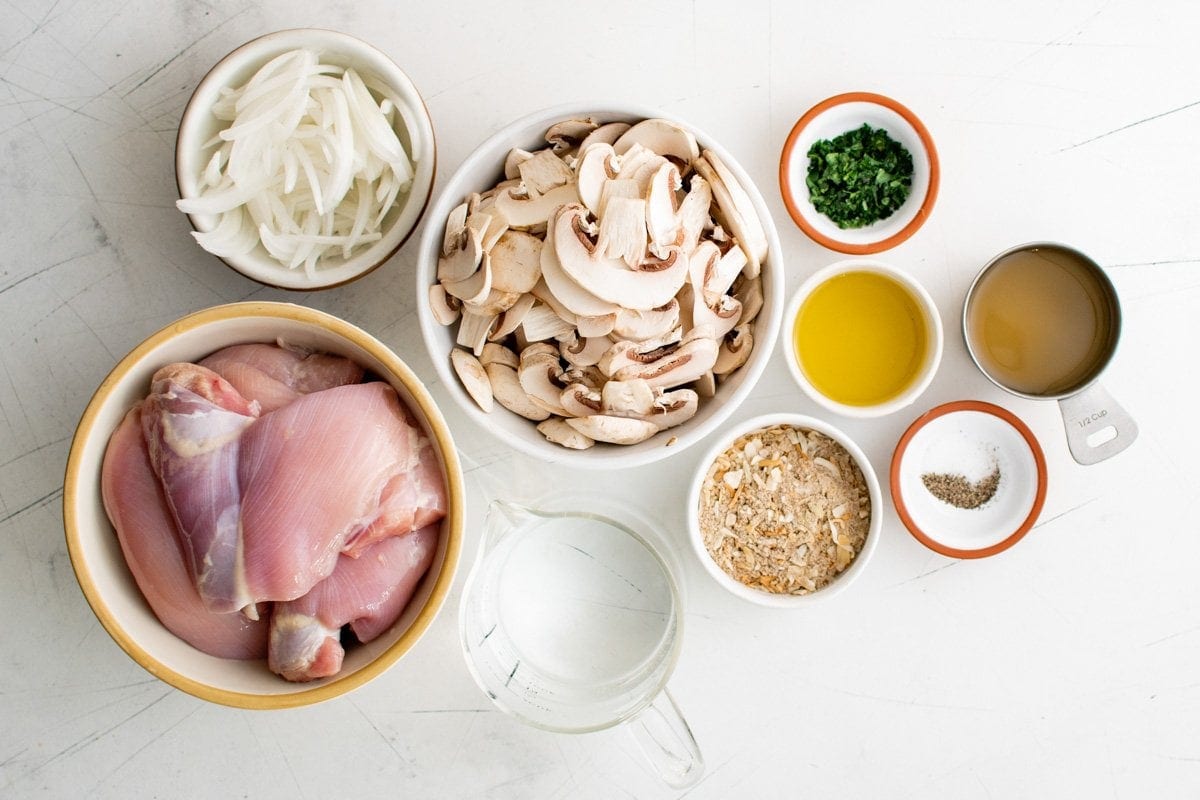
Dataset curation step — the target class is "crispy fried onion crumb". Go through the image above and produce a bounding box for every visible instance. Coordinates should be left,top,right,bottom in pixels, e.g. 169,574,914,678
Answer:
699,424,871,594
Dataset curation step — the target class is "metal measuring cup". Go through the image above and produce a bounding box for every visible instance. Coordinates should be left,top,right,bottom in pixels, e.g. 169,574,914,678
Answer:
962,242,1138,465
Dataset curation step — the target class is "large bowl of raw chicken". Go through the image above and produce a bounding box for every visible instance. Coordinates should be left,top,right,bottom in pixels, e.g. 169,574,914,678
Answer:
63,302,464,708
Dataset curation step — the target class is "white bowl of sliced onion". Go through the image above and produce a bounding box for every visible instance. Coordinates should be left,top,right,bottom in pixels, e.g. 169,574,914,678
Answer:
176,29,436,290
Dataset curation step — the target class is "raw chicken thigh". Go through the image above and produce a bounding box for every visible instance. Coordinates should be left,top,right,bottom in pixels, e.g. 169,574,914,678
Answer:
102,406,268,659
199,342,363,412
101,342,446,682
268,525,439,681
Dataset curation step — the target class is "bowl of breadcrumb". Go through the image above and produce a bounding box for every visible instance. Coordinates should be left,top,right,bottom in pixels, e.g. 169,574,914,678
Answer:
686,413,882,607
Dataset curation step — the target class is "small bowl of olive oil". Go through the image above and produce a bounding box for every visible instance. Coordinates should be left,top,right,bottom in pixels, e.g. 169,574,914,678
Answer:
783,259,943,418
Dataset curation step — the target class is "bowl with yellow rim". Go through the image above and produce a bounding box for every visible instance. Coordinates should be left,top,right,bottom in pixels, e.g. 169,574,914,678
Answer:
63,302,464,708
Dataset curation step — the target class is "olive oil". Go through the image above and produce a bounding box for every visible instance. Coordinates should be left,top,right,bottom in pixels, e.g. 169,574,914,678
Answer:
794,270,928,406
966,246,1118,397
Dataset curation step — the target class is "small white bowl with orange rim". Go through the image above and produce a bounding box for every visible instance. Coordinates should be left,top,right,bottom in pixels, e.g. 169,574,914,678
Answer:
890,400,1048,558
778,92,939,254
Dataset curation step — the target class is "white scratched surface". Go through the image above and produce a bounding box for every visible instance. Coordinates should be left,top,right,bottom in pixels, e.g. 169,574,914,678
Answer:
2,1,1199,797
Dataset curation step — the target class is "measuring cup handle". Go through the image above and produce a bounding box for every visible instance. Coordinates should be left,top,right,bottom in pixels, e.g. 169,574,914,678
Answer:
1058,383,1138,465
627,688,704,789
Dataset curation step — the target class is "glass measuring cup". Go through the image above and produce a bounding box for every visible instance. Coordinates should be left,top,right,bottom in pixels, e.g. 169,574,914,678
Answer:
459,496,703,788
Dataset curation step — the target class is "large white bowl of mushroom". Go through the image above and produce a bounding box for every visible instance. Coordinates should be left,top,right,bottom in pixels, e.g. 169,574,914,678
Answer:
415,104,783,468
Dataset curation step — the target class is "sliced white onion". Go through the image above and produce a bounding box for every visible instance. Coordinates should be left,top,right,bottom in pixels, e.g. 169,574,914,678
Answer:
179,48,420,277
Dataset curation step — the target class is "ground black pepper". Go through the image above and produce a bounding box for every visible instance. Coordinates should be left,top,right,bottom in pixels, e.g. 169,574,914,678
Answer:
921,466,1000,509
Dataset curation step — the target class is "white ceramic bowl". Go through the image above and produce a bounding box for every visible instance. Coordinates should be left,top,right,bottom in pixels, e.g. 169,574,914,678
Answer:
890,400,1047,558
686,413,882,608
415,103,784,469
63,302,464,708
176,29,437,290
783,258,944,419
779,92,939,254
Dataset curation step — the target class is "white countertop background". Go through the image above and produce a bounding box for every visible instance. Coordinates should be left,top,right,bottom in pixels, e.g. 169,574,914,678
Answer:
3,1,1199,797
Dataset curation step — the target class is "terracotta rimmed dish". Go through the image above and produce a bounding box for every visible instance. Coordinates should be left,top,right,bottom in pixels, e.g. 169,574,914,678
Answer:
63,302,464,708
414,103,784,470
685,412,883,608
891,400,1047,559
779,92,939,254
175,29,437,290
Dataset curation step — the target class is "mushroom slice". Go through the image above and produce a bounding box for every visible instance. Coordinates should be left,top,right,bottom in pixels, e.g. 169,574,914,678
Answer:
560,334,610,368
489,230,543,294
443,251,492,305
486,362,551,421
438,220,483,283
490,292,536,341
577,313,617,338
441,201,469,257
691,370,717,398
529,279,580,327
688,242,742,339
646,388,699,430
601,379,656,416
553,204,688,311
561,365,606,390
598,178,640,217
575,143,619,214
596,196,649,268
539,219,621,318
614,118,700,167
504,148,535,180
518,148,575,197
481,342,519,369
519,302,575,342
613,300,680,342
456,310,497,356
735,275,763,326
578,121,631,152
494,183,579,229
545,117,600,153
451,348,493,413
565,414,658,445
612,335,720,389
713,324,754,376
560,383,603,417
677,174,712,255
616,145,668,195
646,163,683,252
518,349,570,417
429,283,461,326
692,150,767,277
464,288,522,317
537,417,595,450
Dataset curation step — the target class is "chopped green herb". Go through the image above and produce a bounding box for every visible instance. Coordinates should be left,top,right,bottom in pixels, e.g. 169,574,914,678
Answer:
805,124,914,229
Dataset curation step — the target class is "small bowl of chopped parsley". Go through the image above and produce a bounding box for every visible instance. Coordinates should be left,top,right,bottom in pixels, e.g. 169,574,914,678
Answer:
779,92,939,254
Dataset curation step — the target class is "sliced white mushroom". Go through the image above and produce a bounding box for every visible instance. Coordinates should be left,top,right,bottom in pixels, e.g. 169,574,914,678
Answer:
612,299,680,342
489,230,543,294
565,414,658,445
519,302,576,341
646,163,682,252
692,150,767,276
464,288,522,317
575,143,619,214
456,310,497,356
560,334,610,367
645,388,699,430
537,417,595,449
553,204,688,311
443,251,492,305
518,349,570,416
518,149,575,197
441,201,469,257
688,242,742,339
504,148,535,181
577,121,631,152
691,370,717,398
601,379,656,416
489,292,536,341
613,118,700,167
494,183,579,229
559,383,603,417
545,117,600,153
451,348,493,413
529,279,579,327
438,222,483,283
735,274,763,326
713,324,753,376
596,196,648,268
480,342,519,369
561,365,606,390
616,144,668,195
576,313,616,338
429,284,461,326
677,174,712,255
598,178,640,217
486,362,551,421
539,219,622,317
612,335,720,389
598,338,681,377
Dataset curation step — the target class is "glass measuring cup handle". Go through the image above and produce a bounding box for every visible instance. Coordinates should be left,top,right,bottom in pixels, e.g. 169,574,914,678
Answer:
627,688,704,789
1058,383,1138,465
